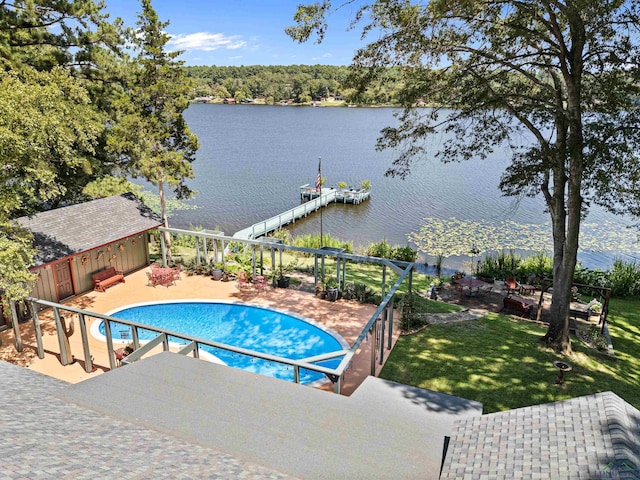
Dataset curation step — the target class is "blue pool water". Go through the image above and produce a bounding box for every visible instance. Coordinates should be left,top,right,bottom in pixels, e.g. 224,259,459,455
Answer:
95,301,347,384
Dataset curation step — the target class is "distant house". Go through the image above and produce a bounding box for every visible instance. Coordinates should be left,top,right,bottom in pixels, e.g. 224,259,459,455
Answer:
222,98,236,104
13,193,162,303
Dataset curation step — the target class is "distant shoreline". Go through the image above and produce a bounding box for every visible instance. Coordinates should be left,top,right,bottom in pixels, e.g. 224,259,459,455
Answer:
190,98,434,108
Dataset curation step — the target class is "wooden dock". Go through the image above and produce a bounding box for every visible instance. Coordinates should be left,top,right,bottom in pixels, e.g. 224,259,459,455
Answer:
233,185,370,240
299,184,370,204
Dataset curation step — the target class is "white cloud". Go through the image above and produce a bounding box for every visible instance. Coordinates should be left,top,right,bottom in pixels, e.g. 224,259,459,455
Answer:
168,32,247,52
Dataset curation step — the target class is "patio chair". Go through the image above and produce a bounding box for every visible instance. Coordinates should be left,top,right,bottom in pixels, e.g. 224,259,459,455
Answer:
146,271,160,287
237,271,252,289
505,278,519,295
172,263,182,280
253,275,268,292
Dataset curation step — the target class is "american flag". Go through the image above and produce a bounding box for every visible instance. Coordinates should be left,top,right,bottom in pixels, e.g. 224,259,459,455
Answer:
315,157,321,192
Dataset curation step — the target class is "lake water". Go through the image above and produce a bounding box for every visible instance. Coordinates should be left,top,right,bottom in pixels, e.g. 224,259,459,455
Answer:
157,103,638,270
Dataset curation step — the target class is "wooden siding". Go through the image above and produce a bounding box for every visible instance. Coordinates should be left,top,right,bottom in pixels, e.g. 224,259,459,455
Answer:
31,233,150,303
30,265,57,304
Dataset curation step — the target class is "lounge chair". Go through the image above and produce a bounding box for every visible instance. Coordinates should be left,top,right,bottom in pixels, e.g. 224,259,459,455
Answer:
570,299,601,320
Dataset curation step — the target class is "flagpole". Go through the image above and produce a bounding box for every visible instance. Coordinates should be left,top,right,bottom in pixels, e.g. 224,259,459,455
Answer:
318,156,323,247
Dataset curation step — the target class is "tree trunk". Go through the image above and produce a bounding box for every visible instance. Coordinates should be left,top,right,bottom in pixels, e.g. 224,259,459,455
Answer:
542,74,584,354
158,175,172,262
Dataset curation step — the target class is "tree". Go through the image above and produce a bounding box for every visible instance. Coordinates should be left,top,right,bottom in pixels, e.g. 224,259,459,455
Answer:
288,1,640,353
108,0,199,261
0,0,122,303
1,1,127,208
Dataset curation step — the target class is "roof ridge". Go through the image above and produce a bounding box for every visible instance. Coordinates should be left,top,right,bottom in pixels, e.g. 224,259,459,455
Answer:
601,391,640,478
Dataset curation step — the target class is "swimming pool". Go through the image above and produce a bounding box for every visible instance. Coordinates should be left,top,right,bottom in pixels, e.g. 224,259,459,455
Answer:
91,300,349,384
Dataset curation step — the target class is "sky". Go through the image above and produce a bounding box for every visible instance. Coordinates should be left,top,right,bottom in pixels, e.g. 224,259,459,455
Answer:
103,0,368,66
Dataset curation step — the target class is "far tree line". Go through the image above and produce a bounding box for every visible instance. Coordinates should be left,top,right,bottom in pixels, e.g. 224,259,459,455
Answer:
184,65,403,105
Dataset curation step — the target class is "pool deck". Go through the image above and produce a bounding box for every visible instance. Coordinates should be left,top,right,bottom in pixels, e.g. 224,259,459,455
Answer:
0,268,399,395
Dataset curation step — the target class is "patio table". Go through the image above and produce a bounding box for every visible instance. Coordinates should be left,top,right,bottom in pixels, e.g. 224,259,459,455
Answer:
151,268,176,287
519,284,536,295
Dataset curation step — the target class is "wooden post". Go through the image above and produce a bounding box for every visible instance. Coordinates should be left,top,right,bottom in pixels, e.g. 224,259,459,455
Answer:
77,313,93,373
160,233,167,267
601,289,611,335
314,254,319,286
251,246,257,276
53,308,72,365
9,300,23,352
30,300,44,358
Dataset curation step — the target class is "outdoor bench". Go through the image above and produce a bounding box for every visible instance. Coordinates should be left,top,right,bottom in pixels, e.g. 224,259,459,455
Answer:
502,296,534,318
92,266,125,292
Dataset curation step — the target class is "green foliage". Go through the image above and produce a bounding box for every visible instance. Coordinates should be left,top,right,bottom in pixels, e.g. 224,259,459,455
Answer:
408,217,550,261
107,0,199,213
365,239,394,258
360,179,371,190
608,259,640,297
289,0,640,350
83,177,142,199
185,64,350,104
182,258,212,276
392,245,418,262
0,222,37,304
341,282,378,304
0,66,104,215
267,228,293,245
397,292,426,333
337,181,347,189
292,233,353,253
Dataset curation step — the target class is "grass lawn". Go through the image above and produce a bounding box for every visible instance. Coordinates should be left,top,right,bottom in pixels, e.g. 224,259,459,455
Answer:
380,298,640,413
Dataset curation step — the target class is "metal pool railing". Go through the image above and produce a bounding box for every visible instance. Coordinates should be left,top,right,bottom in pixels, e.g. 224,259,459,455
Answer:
25,297,354,393
22,253,412,394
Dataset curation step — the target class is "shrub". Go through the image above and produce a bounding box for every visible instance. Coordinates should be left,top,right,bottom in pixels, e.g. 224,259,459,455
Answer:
392,245,418,262
293,233,353,253
397,292,428,333
365,239,394,258
267,228,293,245
342,282,377,304
609,259,640,297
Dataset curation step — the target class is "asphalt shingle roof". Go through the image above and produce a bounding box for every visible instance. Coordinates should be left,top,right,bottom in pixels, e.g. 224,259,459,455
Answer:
14,193,162,266
440,391,640,480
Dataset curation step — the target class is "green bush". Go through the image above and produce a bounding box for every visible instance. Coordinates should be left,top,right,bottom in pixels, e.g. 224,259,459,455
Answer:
342,282,377,304
397,292,428,333
609,259,640,297
365,239,417,262
267,228,293,245
293,233,353,253
364,239,394,258
392,245,418,262
476,250,549,282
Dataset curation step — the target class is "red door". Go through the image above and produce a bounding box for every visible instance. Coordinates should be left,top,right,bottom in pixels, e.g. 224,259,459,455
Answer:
54,260,74,300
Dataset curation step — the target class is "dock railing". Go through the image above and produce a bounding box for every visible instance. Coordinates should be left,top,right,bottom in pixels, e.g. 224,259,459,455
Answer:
234,189,336,239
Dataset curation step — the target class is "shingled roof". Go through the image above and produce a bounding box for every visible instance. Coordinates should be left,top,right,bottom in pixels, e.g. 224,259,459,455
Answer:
440,391,640,479
14,193,163,266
